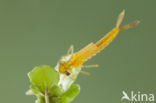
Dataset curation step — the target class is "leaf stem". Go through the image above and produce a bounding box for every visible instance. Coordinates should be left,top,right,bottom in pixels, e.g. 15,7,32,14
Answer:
45,88,50,103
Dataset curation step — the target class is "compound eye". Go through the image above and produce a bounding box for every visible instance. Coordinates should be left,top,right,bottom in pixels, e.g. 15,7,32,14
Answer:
64,71,71,76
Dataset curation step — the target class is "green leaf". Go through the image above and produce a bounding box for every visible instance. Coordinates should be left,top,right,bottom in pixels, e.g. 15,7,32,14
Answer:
61,84,80,103
26,85,44,96
26,89,34,95
28,65,59,91
50,85,64,97
35,96,45,103
50,97,62,103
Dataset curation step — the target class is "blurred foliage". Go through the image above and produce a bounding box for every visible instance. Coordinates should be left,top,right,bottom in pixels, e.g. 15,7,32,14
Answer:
26,65,80,103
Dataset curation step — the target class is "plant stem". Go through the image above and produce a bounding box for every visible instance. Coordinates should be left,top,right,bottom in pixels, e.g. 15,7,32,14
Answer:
45,88,50,103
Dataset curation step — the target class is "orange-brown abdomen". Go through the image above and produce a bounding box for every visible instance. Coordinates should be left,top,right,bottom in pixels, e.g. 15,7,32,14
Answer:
66,28,120,69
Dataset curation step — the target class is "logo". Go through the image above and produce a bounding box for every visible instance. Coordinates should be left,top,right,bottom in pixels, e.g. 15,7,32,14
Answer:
121,91,154,102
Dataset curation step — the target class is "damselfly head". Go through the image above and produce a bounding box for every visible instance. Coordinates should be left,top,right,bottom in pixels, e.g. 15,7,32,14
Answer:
64,71,71,76
58,61,72,76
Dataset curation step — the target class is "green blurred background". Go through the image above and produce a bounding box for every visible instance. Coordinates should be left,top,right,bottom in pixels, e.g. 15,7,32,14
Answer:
0,0,155,103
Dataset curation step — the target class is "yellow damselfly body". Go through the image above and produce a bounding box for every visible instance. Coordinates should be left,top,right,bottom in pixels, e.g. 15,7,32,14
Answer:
58,10,139,76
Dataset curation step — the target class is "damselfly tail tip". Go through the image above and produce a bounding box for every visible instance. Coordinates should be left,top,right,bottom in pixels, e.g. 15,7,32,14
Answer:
116,10,125,28
120,20,140,31
121,9,125,16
